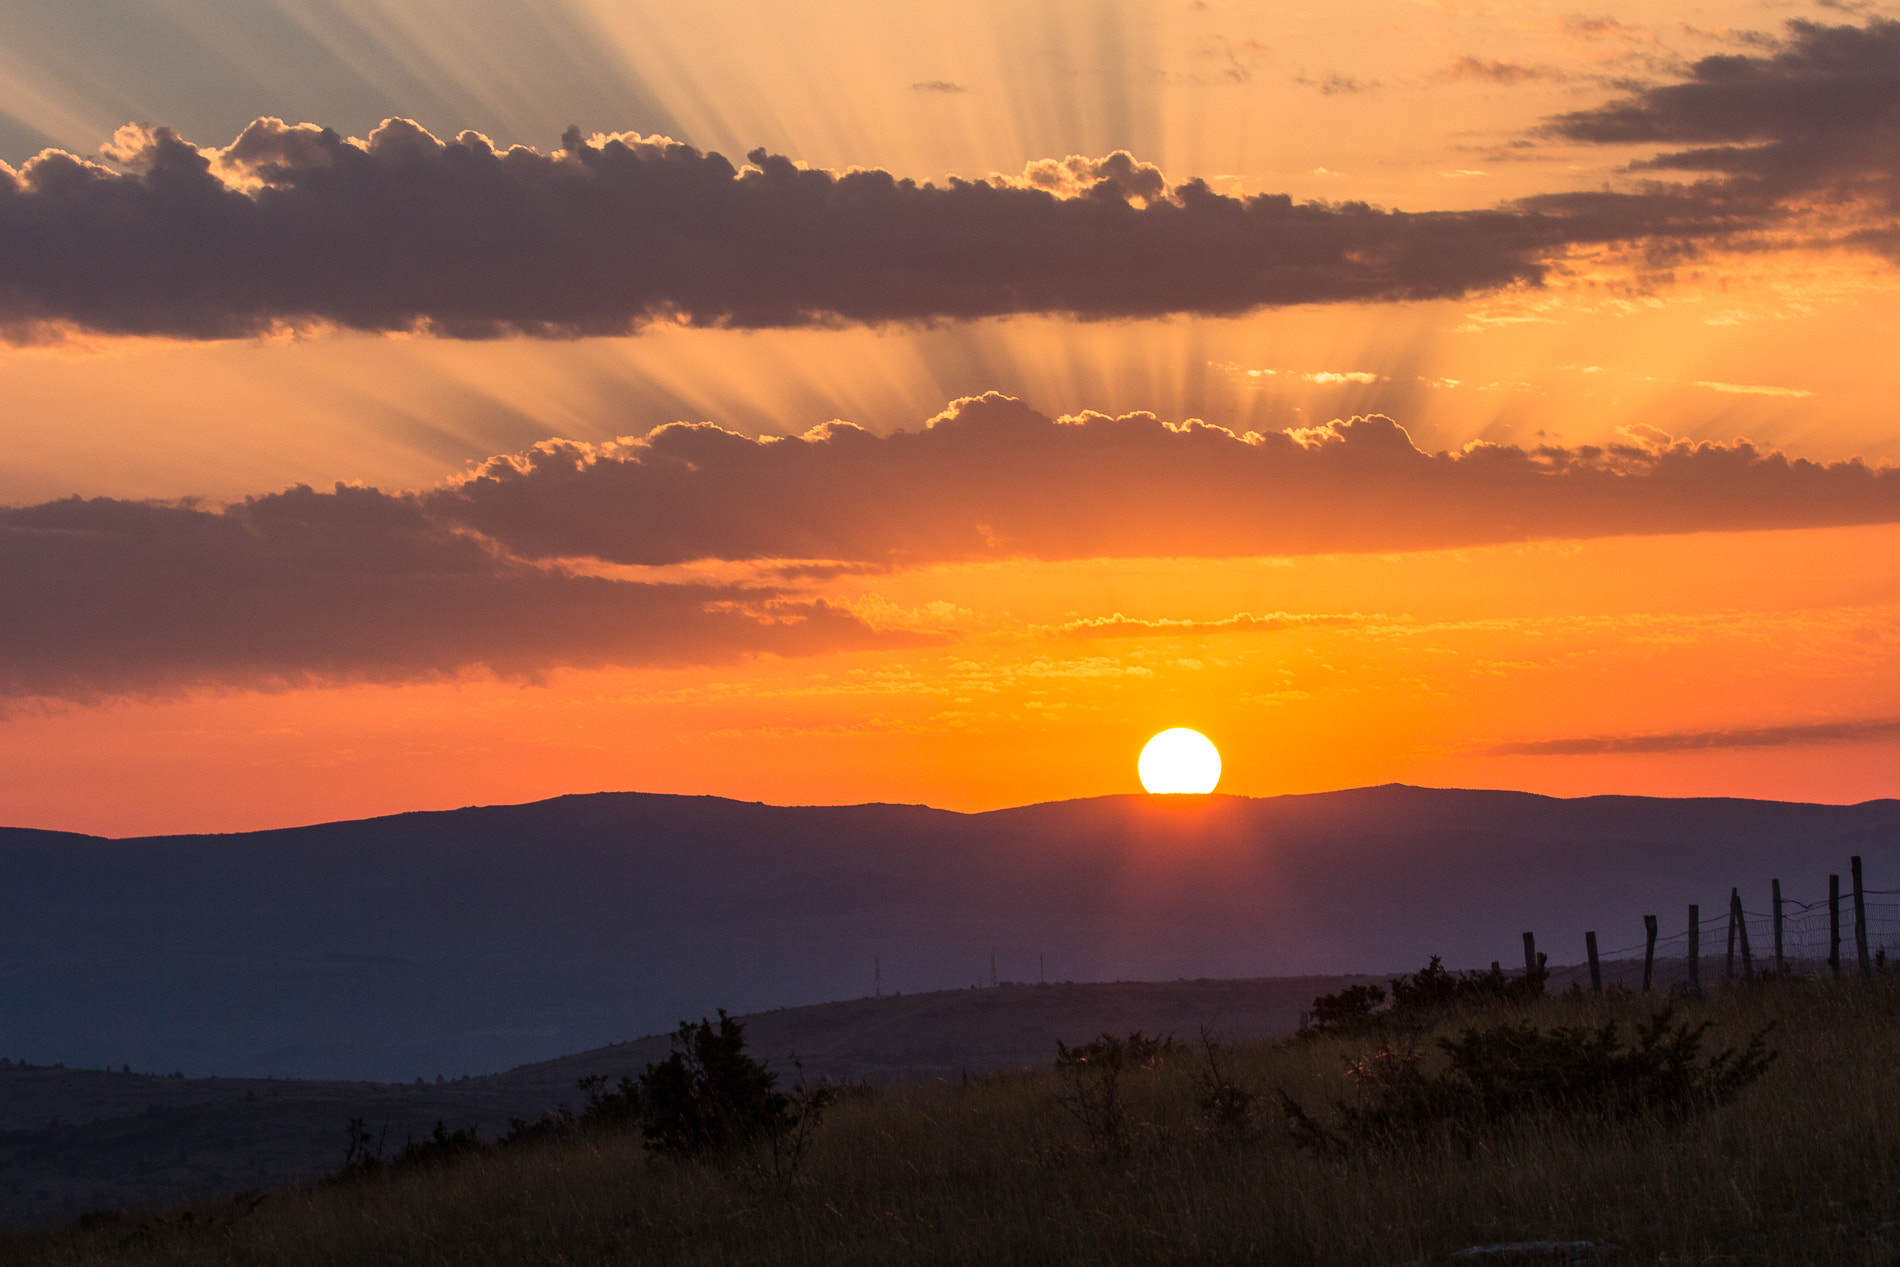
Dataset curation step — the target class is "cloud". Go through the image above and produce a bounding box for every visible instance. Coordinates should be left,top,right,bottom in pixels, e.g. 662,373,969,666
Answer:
11,390,1900,703
1486,716,1900,755
1054,612,1364,639
1441,56,1566,84
993,151,1171,204
1542,18,1900,251
1694,380,1815,397
427,393,1900,567
4,19,1897,345
1295,72,1375,95
910,80,968,93
0,485,918,703
1219,363,1388,385
0,108,1780,341
0,117,1608,340
0,22,1888,342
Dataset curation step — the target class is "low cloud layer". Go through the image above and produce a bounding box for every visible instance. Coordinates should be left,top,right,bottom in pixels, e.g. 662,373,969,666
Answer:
1487,716,1900,756
0,486,911,702
431,394,1900,567
1054,612,1364,639
10,393,1900,703
2,19,1892,341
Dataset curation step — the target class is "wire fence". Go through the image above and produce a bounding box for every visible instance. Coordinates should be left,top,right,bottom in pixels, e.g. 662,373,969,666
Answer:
1528,858,1896,996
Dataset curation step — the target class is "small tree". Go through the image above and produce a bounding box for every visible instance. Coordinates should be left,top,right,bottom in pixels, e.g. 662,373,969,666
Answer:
635,1010,833,1176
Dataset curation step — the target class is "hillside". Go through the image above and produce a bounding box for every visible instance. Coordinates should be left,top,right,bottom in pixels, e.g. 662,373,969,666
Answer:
0,975,1372,1226
0,785,1894,1081
11,975,1900,1266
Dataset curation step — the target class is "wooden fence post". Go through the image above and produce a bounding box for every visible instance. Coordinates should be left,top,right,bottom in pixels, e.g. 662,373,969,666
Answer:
1688,905,1700,991
1853,855,1872,982
1586,931,1602,992
1726,890,1738,979
1772,879,1785,977
1830,874,1842,980
1734,889,1755,978
1523,931,1537,981
1642,915,1658,993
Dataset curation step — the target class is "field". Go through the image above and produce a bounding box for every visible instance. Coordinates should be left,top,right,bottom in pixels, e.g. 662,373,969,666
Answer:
8,972,1900,1266
0,975,1370,1225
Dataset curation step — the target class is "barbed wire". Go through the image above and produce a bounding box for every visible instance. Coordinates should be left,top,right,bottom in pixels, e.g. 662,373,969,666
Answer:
1509,863,1895,993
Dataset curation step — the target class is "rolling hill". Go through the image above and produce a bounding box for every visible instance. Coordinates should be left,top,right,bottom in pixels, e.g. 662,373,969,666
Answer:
0,784,1894,1082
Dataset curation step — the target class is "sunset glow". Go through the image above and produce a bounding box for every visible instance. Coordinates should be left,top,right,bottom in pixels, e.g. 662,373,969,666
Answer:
1,1,1899,834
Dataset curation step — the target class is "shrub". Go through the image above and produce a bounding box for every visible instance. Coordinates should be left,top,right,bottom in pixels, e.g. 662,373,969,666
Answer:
1308,983,1388,1031
331,1009,833,1188
391,1122,483,1172
1388,955,1546,1013
638,1011,785,1157
635,1010,835,1186
1192,1028,1258,1137
1305,956,1549,1036
1053,1031,1176,1155
494,1074,638,1149
1282,1007,1776,1154
323,1117,389,1184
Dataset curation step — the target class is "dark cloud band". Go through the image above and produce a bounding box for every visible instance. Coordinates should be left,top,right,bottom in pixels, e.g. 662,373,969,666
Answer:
1486,716,1900,756
0,486,916,702
1542,17,1900,248
6,392,1900,702
0,119,1589,339
429,394,1900,567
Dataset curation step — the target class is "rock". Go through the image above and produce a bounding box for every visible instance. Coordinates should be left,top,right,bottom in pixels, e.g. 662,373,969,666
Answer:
1448,1243,1604,1262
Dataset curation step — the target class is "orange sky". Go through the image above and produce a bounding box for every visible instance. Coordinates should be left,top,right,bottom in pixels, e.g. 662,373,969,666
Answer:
2,0,1899,834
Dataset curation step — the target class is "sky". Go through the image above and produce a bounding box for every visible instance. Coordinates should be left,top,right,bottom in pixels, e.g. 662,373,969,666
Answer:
2,0,1900,835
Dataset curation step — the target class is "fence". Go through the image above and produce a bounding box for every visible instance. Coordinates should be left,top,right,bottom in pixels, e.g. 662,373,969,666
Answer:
1520,856,1898,996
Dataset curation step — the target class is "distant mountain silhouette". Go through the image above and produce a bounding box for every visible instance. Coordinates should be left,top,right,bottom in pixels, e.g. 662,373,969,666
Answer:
0,785,1894,1080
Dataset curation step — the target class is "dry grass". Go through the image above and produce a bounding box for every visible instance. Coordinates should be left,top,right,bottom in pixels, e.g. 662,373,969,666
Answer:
10,977,1900,1266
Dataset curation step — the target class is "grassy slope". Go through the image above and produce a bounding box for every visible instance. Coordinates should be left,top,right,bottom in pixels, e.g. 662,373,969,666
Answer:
11,977,1900,1266
0,975,1378,1227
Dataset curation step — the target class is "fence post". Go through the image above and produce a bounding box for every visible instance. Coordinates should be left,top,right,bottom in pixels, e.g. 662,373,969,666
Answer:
1642,915,1658,993
1688,905,1700,991
1523,931,1537,981
1734,889,1754,978
1853,855,1872,982
1687,907,1702,995
1772,879,1785,977
1726,890,1738,979
1830,874,1842,980
1586,931,1602,992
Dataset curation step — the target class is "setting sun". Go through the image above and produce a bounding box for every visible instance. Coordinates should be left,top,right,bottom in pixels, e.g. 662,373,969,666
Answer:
1138,728,1222,795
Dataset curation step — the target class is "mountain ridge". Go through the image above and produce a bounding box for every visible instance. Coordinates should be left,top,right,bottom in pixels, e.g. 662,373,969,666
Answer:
0,783,1893,1082
22,780,1900,845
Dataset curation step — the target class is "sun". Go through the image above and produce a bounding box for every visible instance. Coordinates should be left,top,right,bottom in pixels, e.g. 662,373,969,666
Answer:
1138,728,1222,794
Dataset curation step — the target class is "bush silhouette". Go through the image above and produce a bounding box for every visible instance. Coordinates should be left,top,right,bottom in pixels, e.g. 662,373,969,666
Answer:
1308,983,1387,1030
1052,1031,1176,1155
1282,1006,1775,1154
636,1010,832,1165
1306,956,1550,1035
1388,955,1546,1012
392,1122,483,1171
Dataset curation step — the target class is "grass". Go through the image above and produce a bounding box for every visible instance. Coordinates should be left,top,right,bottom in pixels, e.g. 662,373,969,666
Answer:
9,975,1900,1265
